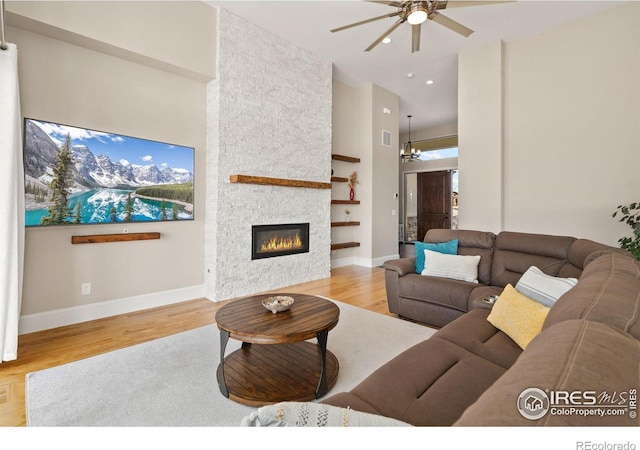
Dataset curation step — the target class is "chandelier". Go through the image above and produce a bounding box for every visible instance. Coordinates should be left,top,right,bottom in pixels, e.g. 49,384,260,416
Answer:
400,115,420,162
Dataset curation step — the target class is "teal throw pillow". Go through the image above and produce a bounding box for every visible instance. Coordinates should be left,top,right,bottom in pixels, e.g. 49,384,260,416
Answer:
415,239,459,273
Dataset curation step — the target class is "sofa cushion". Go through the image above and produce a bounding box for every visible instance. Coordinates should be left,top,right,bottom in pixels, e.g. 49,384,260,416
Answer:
433,308,522,369
491,232,575,287
398,273,481,312
559,238,628,278
397,298,466,328
322,337,508,426
455,320,640,426
421,250,481,283
515,266,578,307
414,239,458,273
543,252,640,339
487,284,550,349
424,229,495,284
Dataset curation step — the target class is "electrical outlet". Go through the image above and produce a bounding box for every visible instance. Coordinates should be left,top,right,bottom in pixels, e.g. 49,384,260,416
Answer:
81,283,91,295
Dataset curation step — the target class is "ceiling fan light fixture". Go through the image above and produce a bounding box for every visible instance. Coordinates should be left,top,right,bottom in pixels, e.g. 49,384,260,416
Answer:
407,3,428,25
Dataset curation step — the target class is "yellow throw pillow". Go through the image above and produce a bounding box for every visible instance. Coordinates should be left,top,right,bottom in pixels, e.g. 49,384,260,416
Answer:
487,284,551,349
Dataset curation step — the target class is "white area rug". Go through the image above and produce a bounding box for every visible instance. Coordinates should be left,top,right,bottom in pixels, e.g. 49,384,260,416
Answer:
26,298,435,426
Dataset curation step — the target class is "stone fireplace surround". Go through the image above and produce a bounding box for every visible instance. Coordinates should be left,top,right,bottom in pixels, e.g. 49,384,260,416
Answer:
204,9,332,302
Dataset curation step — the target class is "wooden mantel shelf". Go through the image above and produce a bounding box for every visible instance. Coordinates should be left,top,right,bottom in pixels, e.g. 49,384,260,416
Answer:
71,232,161,244
230,175,331,189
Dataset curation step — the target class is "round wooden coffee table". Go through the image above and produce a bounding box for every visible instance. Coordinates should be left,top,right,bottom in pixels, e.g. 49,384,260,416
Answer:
215,293,340,406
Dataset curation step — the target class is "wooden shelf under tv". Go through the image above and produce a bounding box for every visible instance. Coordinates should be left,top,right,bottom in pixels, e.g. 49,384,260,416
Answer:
71,232,161,244
331,242,360,251
331,176,348,183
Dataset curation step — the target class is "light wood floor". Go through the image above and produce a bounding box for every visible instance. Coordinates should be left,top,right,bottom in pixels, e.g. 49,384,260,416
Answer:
0,265,399,427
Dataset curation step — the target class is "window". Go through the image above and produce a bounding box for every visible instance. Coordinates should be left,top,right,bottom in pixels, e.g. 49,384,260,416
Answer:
412,135,458,161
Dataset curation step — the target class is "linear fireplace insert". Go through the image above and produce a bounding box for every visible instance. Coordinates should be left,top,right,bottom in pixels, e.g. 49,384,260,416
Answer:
251,223,310,260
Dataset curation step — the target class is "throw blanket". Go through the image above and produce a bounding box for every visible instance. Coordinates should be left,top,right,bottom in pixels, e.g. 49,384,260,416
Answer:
241,401,411,427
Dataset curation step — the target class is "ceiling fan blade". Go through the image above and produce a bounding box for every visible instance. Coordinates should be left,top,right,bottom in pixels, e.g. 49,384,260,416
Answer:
366,0,405,7
429,11,474,37
438,0,514,9
331,11,401,33
411,24,421,53
365,18,405,52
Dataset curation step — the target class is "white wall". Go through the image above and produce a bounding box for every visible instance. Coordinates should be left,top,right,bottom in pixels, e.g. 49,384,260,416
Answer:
331,81,400,267
6,0,215,80
7,2,214,332
458,41,504,233
330,80,360,267
204,8,332,301
458,3,640,245
370,84,400,265
399,122,458,145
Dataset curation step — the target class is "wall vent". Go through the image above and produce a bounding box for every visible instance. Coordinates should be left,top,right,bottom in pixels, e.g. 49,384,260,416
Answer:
382,130,392,147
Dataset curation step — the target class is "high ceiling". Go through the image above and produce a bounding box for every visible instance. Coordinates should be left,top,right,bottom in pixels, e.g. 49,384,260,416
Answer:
208,1,627,133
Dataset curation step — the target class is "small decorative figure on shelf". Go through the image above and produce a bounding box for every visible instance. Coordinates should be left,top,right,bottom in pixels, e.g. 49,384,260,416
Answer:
345,208,351,222
348,171,359,201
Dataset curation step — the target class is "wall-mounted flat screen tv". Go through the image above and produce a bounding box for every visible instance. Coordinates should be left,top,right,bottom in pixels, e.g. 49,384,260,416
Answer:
23,118,195,227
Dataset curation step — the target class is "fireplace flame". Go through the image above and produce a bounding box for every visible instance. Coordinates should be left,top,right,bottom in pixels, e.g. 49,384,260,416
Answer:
261,233,303,253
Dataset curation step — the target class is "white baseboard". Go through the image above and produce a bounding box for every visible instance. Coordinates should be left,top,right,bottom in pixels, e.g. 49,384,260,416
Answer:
354,254,399,268
19,284,206,335
372,254,399,267
331,254,399,269
331,256,356,268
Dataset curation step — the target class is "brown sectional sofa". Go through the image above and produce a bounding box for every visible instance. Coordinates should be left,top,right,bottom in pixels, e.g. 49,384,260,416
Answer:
321,248,640,426
383,229,623,328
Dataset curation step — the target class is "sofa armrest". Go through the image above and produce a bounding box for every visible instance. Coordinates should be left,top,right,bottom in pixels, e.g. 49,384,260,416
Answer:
382,258,416,277
383,258,415,315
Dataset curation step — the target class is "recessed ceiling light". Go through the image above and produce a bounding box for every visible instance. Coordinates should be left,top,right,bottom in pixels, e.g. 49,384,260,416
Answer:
382,37,392,44
407,73,415,78
426,80,434,85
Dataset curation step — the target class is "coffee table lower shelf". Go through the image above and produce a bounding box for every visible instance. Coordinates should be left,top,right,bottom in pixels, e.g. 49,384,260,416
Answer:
217,341,339,407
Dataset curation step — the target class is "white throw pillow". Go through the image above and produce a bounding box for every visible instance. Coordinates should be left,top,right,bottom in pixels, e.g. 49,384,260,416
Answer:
515,266,578,307
421,249,481,283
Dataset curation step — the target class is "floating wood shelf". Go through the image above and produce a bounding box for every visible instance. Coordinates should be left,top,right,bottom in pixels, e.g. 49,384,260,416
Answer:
331,200,360,205
331,154,361,163
331,242,360,251
331,221,360,227
71,232,161,244
230,175,331,189
331,176,348,183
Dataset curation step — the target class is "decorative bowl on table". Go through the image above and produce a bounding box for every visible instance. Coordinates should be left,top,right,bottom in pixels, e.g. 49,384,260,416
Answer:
262,296,295,314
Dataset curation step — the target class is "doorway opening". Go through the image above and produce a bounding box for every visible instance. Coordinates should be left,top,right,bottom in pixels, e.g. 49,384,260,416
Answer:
403,169,458,243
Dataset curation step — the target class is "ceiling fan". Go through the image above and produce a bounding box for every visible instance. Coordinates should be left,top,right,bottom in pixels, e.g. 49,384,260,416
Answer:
331,0,505,53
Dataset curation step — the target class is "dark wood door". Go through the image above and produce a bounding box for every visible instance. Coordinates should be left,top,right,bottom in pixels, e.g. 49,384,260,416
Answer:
417,170,452,241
